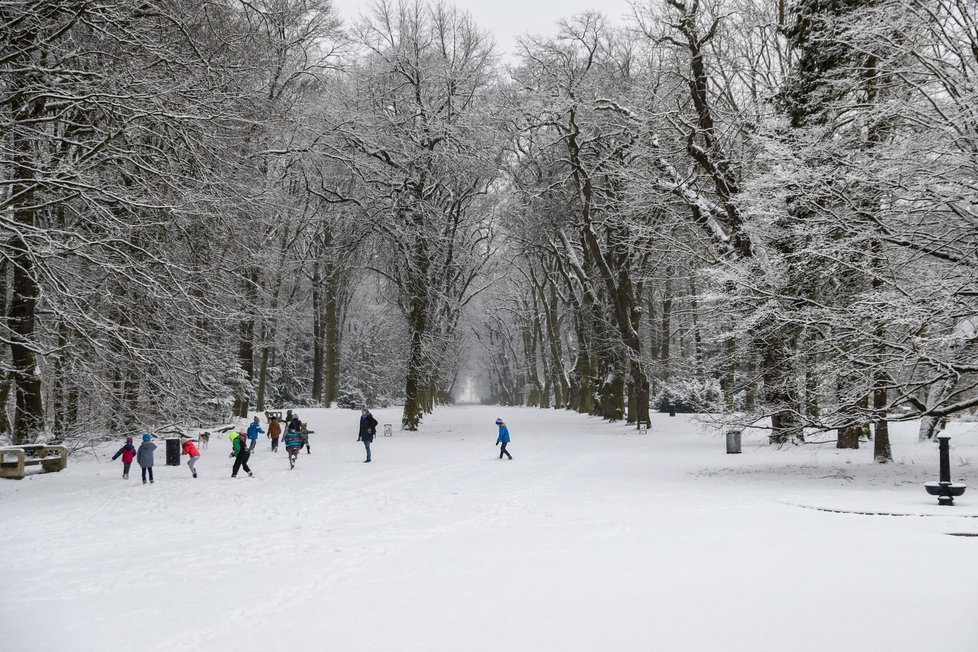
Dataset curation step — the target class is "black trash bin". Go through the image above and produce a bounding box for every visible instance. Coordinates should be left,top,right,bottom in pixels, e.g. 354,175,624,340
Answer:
165,438,180,466
726,430,742,454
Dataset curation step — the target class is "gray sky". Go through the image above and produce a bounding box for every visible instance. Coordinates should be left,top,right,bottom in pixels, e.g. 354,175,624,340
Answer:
333,0,635,58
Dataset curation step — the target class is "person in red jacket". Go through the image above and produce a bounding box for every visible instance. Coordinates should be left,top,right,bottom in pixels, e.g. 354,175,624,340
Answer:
182,437,201,478
111,437,137,479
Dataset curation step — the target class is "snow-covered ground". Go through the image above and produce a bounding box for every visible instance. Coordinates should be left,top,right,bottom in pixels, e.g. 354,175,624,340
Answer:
2,406,976,651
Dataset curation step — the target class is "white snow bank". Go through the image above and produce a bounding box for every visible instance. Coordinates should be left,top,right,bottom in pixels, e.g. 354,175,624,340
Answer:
1,407,976,651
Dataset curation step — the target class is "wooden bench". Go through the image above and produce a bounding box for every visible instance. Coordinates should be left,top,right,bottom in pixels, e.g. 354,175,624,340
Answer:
264,411,283,422
0,444,68,480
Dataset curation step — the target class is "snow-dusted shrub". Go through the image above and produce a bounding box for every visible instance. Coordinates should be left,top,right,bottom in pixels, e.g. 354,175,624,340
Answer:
336,387,366,410
653,378,722,414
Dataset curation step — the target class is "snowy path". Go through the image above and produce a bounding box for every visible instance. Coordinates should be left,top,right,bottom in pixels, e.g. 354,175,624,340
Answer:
1,406,976,651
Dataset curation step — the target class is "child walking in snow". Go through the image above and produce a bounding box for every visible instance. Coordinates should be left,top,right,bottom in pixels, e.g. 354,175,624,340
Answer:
495,418,513,460
111,437,136,479
230,431,253,478
267,417,281,452
246,415,264,453
182,437,200,478
300,422,314,455
284,428,305,469
138,434,157,483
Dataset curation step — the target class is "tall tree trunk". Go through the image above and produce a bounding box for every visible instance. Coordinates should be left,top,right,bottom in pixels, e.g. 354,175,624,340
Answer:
744,349,757,412
234,269,259,418
9,138,45,444
402,293,428,430
836,376,860,449
255,346,271,411
724,335,736,410
660,278,672,382
688,279,704,376
0,372,16,435
52,323,69,439
323,267,341,406
873,373,891,463
7,22,49,445
837,425,860,449
543,282,567,408
763,328,804,444
311,263,324,402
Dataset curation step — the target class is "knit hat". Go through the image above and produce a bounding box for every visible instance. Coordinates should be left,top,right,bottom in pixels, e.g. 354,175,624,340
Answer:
495,418,504,425
125,437,133,444
142,433,152,442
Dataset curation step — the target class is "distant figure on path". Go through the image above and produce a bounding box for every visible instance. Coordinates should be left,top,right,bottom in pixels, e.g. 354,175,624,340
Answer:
358,408,378,463
246,416,264,453
111,437,136,479
495,418,513,460
138,434,158,483
182,437,200,478
230,432,253,478
267,417,282,452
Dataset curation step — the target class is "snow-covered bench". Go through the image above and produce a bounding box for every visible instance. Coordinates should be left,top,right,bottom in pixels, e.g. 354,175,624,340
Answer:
0,445,68,480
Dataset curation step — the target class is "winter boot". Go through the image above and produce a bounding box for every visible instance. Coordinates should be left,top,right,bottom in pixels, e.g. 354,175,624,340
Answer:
123,474,128,479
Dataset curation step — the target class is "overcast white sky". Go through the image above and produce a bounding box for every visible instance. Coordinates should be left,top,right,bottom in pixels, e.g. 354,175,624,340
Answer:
332,0,636,58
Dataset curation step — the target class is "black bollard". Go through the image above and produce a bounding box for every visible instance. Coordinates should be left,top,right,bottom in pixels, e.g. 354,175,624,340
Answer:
939,436,951,483
668,403,676,417
925,436,967,506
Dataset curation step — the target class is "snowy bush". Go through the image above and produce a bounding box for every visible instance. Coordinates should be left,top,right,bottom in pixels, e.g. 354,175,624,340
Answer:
653,378,722,414
336,387,367,410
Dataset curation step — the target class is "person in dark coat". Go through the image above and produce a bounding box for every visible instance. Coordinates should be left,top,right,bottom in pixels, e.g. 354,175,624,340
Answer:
137,433,158,483
111,437,137,479
288,415,301,432
495,418,513,460
230,432,253,478
357,408,378,463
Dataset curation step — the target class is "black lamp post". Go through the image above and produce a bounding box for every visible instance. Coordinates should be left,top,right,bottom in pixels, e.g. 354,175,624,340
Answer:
924,436,967,506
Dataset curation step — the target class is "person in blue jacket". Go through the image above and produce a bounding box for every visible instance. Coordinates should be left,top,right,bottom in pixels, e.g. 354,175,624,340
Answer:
246,416,264,453
495,418,513,460
137,433,158,483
